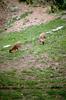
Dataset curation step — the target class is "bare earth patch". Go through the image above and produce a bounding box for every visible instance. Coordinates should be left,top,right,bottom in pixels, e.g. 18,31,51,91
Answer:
0,53,60,72
5,5,56,32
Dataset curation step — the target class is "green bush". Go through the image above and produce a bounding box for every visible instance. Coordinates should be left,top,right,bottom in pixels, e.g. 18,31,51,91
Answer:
18,0,48,5
19,0,66,10
19,0,33,4
62,3,66,9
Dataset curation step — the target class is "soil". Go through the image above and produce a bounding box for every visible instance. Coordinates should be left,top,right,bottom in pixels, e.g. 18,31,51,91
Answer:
0,0,56,32
6,6,56,32
0,53,60,71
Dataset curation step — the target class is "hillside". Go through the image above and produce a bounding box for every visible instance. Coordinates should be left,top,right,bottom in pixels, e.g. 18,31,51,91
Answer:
0,1,66,100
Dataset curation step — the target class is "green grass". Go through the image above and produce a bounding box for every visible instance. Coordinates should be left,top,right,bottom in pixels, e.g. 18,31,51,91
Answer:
0,18,66,100
0,68,66,100
0,18,66,62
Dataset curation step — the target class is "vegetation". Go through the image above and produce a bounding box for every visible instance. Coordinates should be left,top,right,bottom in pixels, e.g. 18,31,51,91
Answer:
19,0,66,11
0,67,66,100
0,18,66,62
0,0,66,99
0,18,66,99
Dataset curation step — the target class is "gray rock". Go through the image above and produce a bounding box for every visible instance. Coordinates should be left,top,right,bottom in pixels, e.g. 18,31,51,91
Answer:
61,15,66,19
10,6,19,12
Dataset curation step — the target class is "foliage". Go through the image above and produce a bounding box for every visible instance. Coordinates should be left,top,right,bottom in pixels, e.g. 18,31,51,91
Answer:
18,0,66,10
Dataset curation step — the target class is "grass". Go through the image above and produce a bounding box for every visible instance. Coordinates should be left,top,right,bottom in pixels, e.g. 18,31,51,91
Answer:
0,18,66,100
0,18,66,62
0,68,66,100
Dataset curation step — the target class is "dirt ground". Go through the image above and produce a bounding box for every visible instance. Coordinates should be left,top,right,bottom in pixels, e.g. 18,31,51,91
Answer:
0,0,56,32
0,53,60,71
6,5,56,32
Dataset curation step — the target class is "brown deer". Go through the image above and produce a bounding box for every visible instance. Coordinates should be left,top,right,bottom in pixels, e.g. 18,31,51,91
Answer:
9,42,21,53
39,32,46,45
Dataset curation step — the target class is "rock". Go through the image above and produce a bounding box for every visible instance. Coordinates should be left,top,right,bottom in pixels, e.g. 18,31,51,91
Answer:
10,6,19,12
61,15,66,20
3,45,11,48
16,16,21,20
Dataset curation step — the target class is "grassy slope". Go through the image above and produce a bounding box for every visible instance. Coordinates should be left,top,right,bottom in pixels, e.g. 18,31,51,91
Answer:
0,18,66,62
0,18,66,100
